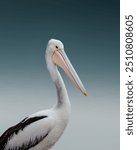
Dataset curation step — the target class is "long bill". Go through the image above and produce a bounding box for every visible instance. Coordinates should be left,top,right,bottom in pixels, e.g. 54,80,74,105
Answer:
52,50,87,96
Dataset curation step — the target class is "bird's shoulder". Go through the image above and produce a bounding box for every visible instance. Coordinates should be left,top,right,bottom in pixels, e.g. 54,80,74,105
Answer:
0,110,55,150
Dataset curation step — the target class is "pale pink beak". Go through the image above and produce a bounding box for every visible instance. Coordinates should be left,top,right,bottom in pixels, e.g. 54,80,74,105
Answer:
52,50,87,96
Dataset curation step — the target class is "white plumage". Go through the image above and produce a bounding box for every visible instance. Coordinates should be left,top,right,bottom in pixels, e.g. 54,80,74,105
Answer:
0,39,87,150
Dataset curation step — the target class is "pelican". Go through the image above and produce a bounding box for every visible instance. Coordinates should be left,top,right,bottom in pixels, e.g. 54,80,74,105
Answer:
0,39,87,150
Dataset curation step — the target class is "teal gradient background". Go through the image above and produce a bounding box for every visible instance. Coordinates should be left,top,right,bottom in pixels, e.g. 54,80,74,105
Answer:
0,0,119,150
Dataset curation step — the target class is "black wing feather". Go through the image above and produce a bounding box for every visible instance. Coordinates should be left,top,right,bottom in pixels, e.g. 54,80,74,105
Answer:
0,116,48,150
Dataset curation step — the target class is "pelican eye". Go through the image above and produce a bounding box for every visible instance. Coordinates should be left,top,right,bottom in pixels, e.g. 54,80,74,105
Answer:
56,46,58,49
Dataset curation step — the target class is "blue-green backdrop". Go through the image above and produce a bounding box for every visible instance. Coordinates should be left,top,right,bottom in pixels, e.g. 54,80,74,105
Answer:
0,0,119,150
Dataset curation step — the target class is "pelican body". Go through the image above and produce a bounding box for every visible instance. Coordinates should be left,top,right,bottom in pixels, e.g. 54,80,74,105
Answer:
0,39,87,150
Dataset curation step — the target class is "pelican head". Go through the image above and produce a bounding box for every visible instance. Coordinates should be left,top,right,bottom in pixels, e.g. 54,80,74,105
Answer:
46,39,87,96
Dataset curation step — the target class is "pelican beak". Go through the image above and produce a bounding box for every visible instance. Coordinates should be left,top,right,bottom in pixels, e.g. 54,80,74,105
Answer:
52,50,87,96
